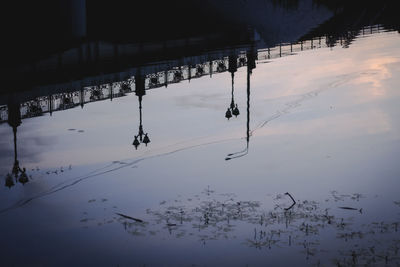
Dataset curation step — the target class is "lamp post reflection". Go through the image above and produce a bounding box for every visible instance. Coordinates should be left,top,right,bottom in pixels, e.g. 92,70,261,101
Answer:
226,48,256,160
132,73,151,149
5,98,29,188
225,55,240,120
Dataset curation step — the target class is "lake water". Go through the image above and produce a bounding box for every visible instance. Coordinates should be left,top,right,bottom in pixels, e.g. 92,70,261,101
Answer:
1,27,400,266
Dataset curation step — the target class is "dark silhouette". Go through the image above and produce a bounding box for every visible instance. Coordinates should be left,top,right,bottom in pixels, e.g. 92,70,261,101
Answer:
225,48,256,160
225,55,240,120
5,98,29,188
132,73,150,150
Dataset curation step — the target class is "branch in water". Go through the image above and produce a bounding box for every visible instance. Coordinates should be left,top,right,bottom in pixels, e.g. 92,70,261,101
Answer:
284,192,296,211
116,213,144,223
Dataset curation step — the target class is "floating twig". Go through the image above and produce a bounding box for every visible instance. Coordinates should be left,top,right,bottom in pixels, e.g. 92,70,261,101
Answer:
338,207,362,213
338,206,357,210
116,213,144,223
284,192,296,211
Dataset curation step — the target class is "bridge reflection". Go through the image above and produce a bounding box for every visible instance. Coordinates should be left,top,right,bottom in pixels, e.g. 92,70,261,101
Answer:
0,24,392,187
0,24,385,125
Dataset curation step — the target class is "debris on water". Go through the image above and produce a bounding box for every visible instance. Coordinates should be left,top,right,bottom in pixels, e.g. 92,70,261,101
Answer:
108,188,400,266
351,193,363,201
88,199,96,203
284,192,296,211
338,207,363,213
203,185,214,195
338,206,358,210
116,213,144,223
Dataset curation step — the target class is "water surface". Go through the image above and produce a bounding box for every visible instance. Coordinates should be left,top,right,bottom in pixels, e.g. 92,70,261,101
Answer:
1,28,400,266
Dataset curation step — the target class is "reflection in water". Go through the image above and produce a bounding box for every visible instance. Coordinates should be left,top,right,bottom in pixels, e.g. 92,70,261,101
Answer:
0,2,399,264
225,56,237,120
133,73,151,149
0,25,388,124
4,99,29,188
0,25,397,187
225,48,257,161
